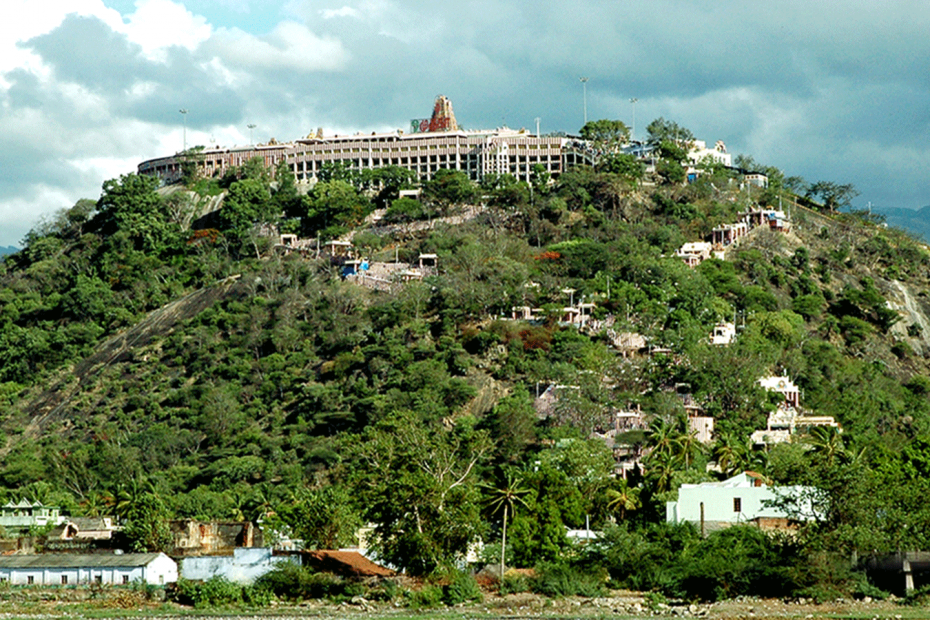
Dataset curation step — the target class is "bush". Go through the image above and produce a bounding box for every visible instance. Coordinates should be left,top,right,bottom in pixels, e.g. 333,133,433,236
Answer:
675,527,796,601
589,522,700,594
902,584,930,606
851,579,889,601
407,584,444,609
644,590,668,611
171,576,255,609
254,563,355,601
242,584,274,607
501,572,531,595
443,570,483,605
255,563,313,600
367,579,404,602
892,341,913,359
532,562,606,598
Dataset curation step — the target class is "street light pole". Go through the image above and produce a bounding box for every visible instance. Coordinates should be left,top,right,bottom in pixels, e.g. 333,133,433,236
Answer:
579,77,589,126
179,109,188,152
629,98,638,143
248,123,256,146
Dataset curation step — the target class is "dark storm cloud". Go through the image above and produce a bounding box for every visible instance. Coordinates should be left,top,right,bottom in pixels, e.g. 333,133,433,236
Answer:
285,0,930,211
26,15,153,92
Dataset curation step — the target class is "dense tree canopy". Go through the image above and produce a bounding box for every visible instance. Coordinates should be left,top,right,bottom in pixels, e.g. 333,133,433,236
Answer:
0,134,926,601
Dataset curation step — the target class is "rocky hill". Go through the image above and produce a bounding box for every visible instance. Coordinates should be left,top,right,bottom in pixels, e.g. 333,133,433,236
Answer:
2,152,930,597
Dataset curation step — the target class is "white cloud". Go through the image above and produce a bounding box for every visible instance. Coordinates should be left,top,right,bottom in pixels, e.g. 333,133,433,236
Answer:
123,0,213,61
321,6,359,19
0,0,122,87
0,186,87,245
207,21,348,73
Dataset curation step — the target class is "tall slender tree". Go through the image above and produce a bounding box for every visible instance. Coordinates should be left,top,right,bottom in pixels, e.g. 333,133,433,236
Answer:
485,473,529,587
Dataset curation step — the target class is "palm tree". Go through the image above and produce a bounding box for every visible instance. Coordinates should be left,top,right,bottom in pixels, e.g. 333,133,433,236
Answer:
80,490,114,517
114,476,159,521
606,479,642,521
228,489,248,521
747,445,770,476
647,417,677,459
648,450,678,494
674,429,703,469
807,425,847,466
713,433,749,477
244,484,276,522
484,474,529,588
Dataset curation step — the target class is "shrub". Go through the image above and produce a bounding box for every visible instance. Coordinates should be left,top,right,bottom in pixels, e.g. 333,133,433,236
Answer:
644,590,668,611
254,563,354,601
675,527,796,601
443,570,483,605
891,340,912,359
407,584,444,609
589,522,700,594
839,315,872,345
851,578,889,601
255,563,314,600
367,579,404,602
532,562,605,598
242,584,273,607
501,572,531,595
902,584,930,606
171,576,246,609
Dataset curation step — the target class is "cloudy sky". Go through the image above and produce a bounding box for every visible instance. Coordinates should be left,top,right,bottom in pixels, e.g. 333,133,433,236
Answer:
2,0,929,247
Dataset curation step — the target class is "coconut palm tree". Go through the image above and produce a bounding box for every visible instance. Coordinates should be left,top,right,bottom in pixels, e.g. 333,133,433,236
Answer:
80,490,114,517
807,425,847,466
648,450,678,494
606,479,642,521
484,473,529,588
713,433,749,477
675,429,704,469
647,417,677,459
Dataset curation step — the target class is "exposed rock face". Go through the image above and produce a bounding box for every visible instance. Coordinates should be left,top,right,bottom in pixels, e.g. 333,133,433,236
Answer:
888,279,930,354
4,275,246,455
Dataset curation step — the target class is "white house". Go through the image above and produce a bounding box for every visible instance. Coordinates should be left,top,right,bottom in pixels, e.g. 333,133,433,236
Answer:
677,242,713,268
688,416,715,444
751,406,841,447
666,472,816,532
758,376,801,409
0,500,66,531
710,322,737,346
0,553,177,586
744,173,769,188
688,140,732,167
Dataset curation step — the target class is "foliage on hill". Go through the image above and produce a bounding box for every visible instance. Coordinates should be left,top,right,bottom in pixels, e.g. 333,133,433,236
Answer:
2,125,930,597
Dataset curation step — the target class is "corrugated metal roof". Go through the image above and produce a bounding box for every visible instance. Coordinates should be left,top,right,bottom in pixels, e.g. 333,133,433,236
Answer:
0,553,164,569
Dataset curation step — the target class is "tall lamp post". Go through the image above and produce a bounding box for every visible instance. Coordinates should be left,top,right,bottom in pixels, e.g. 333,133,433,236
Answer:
179,109,188,152
579,77,589,126
248,123,256,146
629,97,638,143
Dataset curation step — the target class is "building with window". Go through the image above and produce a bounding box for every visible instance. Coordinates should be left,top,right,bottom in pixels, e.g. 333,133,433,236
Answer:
666,472,816,534
138,96,594,186
0,553,177,586
0,500,66,533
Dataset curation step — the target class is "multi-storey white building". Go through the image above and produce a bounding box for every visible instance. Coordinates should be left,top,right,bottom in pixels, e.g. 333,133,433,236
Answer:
138,96,594,186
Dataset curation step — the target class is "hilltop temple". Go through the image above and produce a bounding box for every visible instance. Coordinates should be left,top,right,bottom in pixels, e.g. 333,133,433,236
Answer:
139,96,591,186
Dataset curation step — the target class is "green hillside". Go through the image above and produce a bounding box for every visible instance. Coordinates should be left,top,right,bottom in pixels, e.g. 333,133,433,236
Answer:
3,132,930,600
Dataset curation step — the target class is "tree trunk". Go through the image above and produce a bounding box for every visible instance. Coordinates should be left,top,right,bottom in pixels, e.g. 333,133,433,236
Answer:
500,504,508,591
